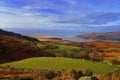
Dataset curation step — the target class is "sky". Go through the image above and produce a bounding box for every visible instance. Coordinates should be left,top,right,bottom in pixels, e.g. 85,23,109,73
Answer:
0,0,120,32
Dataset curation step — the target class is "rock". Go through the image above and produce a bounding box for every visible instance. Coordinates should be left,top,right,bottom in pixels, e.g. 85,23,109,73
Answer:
79,76,98,80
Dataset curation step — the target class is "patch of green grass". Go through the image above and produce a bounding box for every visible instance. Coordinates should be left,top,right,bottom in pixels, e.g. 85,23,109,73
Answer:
1,57,119,74
35,42,92,57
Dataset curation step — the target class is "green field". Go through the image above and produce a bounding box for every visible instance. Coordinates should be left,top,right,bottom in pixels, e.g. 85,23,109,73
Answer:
35,42,92,58
36,42,91,53
1,57,119,74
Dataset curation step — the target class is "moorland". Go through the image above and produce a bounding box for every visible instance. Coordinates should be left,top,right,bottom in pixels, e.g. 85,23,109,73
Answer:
0,29,120,80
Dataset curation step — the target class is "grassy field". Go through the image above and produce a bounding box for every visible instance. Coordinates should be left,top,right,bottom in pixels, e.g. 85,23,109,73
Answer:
36,42,91,53
35,42,92,58
1,57,119,74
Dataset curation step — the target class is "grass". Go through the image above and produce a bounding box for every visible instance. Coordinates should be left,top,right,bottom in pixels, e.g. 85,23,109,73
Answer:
35,42,92,55
1,57,119,74
36,42,80,50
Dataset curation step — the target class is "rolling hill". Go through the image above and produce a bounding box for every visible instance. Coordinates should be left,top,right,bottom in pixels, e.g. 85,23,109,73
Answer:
0,28,120,63
0,29,120,79
0,29,43,63
0,29,91,63
0,35,41,63
75,32,120,41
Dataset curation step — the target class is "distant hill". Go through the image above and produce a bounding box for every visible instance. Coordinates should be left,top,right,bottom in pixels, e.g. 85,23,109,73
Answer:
0,29,39,42
75,32,120,41
31,36,63,42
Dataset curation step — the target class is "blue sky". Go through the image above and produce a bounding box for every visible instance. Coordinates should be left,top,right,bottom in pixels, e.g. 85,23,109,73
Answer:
0,0,120,32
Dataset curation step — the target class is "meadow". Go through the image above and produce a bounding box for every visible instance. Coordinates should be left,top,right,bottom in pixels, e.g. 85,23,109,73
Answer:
1,57,119,74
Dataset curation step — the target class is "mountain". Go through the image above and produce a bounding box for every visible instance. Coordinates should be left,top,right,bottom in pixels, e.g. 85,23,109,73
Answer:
75,32,120,41
0,29,39,42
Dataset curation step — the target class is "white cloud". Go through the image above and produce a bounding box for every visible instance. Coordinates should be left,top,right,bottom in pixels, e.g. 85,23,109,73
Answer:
23,13,41,16
22,5,34,10
0,6,30,15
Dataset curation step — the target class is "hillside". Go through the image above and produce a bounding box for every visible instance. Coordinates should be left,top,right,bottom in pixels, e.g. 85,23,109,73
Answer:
0,36,40,63
0,33,120,63
1,57,119,74
0,29,120,79
0,35,92,63
0,29,93,63
0,32,91,63
0,29,120,63
75,32,120,41
0,29,39,42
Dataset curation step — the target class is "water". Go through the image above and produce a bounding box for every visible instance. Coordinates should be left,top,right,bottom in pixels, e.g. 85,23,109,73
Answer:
3,28,93,42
